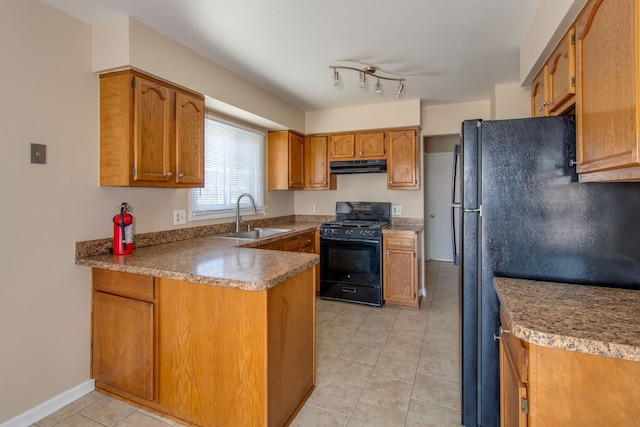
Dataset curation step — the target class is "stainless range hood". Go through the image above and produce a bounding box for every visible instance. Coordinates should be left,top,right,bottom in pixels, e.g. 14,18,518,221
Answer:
330,159,387,174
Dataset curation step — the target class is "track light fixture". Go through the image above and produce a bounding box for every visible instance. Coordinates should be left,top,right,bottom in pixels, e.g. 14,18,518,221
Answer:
329,65,406,97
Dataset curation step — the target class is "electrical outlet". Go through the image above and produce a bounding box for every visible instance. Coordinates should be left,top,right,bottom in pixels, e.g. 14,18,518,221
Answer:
173,210,186,225
309,204,316,213
392,205,402,215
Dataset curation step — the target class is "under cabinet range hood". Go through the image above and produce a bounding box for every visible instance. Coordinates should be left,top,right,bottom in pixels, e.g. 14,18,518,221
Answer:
329,159,387,174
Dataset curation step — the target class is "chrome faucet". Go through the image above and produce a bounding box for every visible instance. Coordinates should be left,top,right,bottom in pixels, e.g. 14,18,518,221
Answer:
235,193,257,232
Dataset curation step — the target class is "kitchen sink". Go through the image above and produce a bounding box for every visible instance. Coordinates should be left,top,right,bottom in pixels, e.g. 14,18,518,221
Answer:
217,228,292,240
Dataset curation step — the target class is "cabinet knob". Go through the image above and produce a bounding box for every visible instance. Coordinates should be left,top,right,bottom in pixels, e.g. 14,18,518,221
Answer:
359,151,363,155
569,159,579,167
386,251,389,255
166,172,173,177
179,173,184,178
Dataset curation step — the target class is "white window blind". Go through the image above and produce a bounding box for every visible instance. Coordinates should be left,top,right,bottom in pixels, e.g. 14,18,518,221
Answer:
190,115,265,220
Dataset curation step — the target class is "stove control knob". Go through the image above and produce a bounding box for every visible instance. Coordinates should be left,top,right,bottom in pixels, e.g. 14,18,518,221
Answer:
345,229,353,236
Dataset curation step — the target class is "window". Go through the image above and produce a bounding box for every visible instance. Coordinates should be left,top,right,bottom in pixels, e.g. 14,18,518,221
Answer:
190,115,265,220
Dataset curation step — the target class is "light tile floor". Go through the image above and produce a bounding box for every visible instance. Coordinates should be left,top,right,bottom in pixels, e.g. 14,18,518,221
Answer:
32,261,460,427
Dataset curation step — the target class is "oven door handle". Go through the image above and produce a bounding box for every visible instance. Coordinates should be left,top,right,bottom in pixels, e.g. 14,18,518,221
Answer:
320,236,381,244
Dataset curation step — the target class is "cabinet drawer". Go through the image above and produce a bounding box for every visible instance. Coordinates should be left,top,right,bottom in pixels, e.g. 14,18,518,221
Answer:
280,236,302,252
384,235,416,250
93,268,154,302
500,307,528,383
258,241,281,250
300,231,314,249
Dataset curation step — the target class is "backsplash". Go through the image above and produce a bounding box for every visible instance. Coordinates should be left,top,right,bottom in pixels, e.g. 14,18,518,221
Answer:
75,214,423,258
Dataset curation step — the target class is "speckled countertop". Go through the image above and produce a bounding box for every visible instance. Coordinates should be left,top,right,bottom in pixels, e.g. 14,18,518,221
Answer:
383,224,423,234
76,223,320,291
495,277,640,362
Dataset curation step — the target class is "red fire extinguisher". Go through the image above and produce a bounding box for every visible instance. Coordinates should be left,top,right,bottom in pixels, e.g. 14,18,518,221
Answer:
113,202,133,255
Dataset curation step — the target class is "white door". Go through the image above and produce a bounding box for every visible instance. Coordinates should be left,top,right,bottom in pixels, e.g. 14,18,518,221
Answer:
427,152,455,261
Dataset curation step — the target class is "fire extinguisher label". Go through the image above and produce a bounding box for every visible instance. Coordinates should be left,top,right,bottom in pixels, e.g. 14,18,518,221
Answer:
124,225,133,244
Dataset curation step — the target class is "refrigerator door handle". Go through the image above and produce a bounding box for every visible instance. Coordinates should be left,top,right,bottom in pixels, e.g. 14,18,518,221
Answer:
451,144,461,264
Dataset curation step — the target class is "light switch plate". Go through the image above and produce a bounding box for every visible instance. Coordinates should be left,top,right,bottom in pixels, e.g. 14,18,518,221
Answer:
31,143,46,164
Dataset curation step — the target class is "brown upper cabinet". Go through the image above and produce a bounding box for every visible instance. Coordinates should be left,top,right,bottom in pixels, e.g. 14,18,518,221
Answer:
575,0,640,181
531,67,548,117
99,69,205,187
268,130,305,190
304,135,336,190
329,131,386,160
531,28,576,117
388,129,419,189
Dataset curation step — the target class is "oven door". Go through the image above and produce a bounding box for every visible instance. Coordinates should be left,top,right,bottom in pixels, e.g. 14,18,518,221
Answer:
320,236,383,306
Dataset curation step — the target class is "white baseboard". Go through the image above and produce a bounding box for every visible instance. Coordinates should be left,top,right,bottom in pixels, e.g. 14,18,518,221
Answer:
0,380,95,427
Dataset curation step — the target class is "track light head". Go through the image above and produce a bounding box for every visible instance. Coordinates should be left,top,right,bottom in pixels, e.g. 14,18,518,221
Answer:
374,78,382,95
396,81,405,98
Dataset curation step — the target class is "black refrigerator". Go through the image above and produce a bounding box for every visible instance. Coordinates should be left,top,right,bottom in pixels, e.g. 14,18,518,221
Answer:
455,116,640,427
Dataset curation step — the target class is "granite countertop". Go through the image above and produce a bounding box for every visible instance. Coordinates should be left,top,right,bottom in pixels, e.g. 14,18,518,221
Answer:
383,224,423,234
494,277,640,362
76,223,320,291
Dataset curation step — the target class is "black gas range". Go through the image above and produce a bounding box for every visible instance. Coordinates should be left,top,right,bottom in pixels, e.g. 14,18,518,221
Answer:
319,202,391,306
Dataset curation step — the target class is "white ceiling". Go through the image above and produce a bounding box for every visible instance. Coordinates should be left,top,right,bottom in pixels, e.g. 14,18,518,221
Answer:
41,0,540,112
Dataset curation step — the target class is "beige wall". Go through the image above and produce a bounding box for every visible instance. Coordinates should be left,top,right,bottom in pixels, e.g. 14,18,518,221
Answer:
492,82,531,120
520,0,588,84
422,100,491,136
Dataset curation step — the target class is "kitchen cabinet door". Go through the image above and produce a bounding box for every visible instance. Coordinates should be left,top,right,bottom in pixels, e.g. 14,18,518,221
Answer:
547,28,576,116
499,322,528,427
174,91,205,185
133,74,172,184
329,133,356,160
268,130,305,190
356,131,386,159
575,0,640,181
304,135,336,190
383,234,419,308
387,129,419,189
93,291,155,401
531,67,548,117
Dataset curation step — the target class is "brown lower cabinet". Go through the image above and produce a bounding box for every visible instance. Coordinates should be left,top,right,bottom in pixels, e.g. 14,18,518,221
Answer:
91,267,315,427
499,306,640,426
383,233,420,308
256,230,319,291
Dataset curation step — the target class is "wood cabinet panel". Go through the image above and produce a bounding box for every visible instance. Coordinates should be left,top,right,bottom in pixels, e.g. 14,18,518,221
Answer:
268,131,305,190
531,67,548,117
174,91,205,184
356,131,386,159
92,291,155,401
576,0,640,180
547,28,576,115
388,129,419,189
99,69,204,187
158,269,314,427
304,135,336,190
383,234,419,308
329,133,356,160
93,268,154,302
499,330,528,427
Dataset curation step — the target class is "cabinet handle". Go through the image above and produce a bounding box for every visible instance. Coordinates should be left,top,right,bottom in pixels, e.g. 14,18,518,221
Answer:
179,173,184,178
569,159,578,167
386,251,389,255
166,172,173,177
359,151,363,155
493,325,510,340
